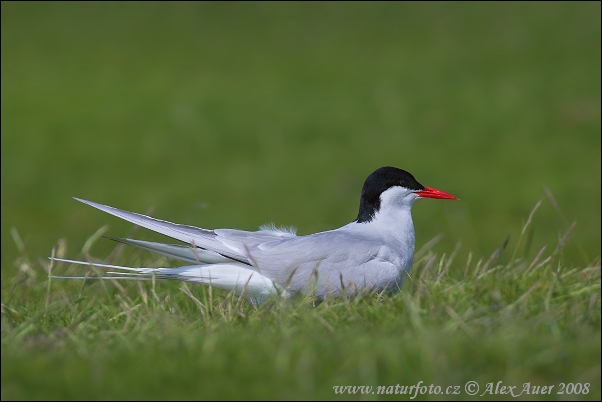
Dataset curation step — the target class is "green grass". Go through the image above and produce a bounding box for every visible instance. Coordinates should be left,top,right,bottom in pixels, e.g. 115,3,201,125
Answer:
1,2,600,400
2,205,600,400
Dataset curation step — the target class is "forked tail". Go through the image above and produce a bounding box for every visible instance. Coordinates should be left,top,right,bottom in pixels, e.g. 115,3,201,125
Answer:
50,258,284,306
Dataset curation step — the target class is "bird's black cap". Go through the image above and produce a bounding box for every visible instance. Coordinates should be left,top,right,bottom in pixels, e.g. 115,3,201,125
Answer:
355,167,424,223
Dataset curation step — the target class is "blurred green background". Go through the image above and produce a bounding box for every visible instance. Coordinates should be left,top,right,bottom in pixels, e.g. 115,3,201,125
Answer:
1,2,601,401
2,2,600,278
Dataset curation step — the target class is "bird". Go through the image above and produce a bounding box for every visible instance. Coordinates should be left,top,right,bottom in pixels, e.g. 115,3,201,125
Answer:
52,167,458,305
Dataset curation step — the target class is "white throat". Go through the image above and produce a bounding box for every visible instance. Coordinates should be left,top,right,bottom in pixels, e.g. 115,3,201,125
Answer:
372,187,417,238
348,186,418,248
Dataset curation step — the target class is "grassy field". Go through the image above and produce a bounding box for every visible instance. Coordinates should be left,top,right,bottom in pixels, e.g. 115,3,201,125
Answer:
2,2,600,400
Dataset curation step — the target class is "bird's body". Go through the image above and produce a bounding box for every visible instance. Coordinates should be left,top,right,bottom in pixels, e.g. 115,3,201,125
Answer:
53,167,457,305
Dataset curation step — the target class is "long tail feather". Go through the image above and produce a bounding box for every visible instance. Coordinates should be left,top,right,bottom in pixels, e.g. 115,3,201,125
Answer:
51,258,155,273
51,276,154,280
50,257,284,305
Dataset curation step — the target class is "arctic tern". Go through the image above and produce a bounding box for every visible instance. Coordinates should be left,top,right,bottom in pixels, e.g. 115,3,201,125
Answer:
52,167,457,305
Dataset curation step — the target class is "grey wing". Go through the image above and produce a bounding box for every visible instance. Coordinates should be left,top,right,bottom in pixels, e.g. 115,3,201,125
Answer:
76,198,299,267
105,237,234,264
245,231,405,296
76,198,252,264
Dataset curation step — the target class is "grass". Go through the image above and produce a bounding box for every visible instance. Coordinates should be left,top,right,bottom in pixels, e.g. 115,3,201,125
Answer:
2,201,600,400
1,2,600,400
